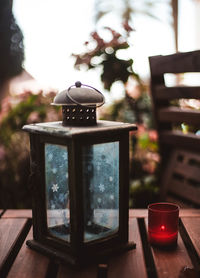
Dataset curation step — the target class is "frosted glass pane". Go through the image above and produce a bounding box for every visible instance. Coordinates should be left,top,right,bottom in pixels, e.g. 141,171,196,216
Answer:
83,142,119,242
45,143,70,242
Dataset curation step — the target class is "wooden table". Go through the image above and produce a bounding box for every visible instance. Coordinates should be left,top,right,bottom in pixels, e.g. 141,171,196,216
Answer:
0,209,200,278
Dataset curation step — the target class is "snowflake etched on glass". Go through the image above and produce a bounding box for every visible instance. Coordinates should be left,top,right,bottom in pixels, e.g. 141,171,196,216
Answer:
45,144,70,241
83,141,119,242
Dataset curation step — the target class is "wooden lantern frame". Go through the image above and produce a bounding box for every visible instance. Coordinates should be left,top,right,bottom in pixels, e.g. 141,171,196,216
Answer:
23,120,137,267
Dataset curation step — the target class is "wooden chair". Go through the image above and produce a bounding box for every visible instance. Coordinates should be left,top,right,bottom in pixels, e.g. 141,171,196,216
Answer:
149,50,200,206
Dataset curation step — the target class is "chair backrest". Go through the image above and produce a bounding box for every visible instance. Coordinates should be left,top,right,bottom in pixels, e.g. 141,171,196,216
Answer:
149,50,200,206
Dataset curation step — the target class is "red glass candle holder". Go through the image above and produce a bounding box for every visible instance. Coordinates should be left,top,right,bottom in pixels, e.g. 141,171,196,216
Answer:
148,203,179,248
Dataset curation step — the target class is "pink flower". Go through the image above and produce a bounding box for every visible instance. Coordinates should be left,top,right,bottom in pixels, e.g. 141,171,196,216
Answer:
43,89,57,100
0,146,6,161
143,162,155,174
148,130,158,142
137,124,146,136
146,152,160,163
45,110,60,122
27,111,40,123
0,97,12,123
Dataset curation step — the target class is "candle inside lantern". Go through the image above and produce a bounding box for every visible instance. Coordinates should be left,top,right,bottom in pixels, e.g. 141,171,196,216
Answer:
148,203,179,248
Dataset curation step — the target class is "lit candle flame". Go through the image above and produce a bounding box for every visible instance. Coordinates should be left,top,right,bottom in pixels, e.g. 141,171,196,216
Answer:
160,225,166,231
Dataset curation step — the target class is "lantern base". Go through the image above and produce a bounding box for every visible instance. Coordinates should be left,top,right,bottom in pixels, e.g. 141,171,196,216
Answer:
26,239,136,267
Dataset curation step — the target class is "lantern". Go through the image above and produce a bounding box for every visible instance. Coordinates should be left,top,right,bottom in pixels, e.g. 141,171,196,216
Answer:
23,82,137,267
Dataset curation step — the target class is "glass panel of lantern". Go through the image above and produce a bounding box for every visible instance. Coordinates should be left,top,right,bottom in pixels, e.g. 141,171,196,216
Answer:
44,141,120,244
45,143,70,242
82,141,119,242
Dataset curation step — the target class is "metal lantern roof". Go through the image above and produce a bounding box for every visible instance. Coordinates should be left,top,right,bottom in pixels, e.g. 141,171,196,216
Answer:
52,81,105,126
52,81,105,107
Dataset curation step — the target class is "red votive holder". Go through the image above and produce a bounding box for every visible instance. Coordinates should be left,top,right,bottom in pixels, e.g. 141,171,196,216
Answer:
148,203,179,248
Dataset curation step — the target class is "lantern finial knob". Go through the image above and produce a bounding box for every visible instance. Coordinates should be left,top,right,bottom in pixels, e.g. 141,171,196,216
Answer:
75,81,82,88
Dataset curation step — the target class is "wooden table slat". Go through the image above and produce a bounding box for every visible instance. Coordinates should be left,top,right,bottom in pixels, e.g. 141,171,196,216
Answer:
1,209,200,278
181,218,200,258
7,227,49,278
144,219,193,278
57,263,97,278
2,209,200,219
129,209,200,218
129,209,147,218
57,218,148,278
2,210,32,219
108,218,147,278
0,218,29,276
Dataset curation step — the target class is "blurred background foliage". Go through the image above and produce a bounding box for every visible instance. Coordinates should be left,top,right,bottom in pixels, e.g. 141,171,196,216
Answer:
0,92,59,208
72,13,161,208
0,0,172,208
0,1,60,208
